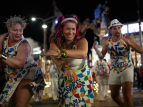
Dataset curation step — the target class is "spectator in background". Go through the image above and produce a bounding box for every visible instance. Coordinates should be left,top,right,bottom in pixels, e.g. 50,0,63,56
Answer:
0,59,6,94
103,59,110,96
137,67,141,90
37,59,45,77
92,58,109,101
48,62,59,100
33,59,45,102
45,63,50,79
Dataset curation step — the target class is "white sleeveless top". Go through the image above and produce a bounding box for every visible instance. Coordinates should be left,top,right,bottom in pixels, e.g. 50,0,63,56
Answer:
2,34,34,70
61,57,86,70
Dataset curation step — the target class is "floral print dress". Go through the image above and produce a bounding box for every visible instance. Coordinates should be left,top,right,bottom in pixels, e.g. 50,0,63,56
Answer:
0,33,46,106
58,57,94,107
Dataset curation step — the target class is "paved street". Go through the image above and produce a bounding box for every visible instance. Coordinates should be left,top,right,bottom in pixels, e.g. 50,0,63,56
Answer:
29,86,143,107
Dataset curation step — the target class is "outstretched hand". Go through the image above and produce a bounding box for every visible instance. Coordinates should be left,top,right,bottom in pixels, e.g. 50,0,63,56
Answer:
41,50,59,57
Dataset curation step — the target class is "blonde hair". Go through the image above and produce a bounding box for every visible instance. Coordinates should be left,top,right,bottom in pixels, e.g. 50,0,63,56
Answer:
5,15,28,29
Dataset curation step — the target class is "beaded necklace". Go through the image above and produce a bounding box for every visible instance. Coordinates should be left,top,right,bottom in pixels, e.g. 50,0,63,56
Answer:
61,37,77,49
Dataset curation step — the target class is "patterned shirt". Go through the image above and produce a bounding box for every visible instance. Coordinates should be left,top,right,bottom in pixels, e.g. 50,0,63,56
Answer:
107,35,132,74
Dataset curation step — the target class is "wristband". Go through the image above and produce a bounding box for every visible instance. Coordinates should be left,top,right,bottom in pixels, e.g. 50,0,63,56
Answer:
61,49,68,58
57,49,62,58
1,54,7,60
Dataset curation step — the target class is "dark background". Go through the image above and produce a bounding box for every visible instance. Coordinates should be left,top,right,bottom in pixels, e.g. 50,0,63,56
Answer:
0,0,142,46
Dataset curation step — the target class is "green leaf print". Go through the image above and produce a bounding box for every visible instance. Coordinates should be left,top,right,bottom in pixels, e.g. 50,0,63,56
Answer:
64,76,67,81
68,80,72,83
86,95,89,98
61,80,64,86
2,41,5,45
5,35,9,37
128,60,131,63
69,96,72,100
22,70,26,74
84,76,88,81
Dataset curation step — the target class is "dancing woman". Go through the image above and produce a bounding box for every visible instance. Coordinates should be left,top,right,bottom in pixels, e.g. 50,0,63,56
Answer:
42,14,94,107
0,16,45,107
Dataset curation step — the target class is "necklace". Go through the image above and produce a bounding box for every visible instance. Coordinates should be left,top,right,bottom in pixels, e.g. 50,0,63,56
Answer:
62,42,75,49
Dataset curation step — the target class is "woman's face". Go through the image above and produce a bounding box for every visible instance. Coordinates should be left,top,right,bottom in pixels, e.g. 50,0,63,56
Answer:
8,23,23,41
62,22,76,43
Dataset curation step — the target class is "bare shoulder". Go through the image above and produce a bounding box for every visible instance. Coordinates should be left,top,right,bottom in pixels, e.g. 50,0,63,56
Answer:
1,32,8,36
18,40,30,52
50,42,59,50
0,33,8,40
18,40,29,47
125,35,135,41
76,38,87,44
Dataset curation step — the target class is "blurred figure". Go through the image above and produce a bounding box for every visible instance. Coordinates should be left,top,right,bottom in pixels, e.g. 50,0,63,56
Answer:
139,66,143,91
45,63,50,79
0,59,6,94
48,61,58,100
33,59,45,102
37,59,45,77
43,63,50,96
137,67,141,90
92,58,109,101
103,59,109,97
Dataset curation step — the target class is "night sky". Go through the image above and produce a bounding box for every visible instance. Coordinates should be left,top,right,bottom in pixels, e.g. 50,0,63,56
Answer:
0,0,142,46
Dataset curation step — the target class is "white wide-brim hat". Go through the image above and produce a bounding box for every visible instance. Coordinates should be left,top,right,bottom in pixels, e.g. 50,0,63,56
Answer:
108,19,124,29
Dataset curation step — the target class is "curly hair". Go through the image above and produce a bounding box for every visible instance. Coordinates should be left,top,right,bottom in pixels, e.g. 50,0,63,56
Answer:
49,14,84,48
5,15,28,29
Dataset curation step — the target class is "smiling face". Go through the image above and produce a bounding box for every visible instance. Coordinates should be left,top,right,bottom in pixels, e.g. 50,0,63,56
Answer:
110,25,122,38
62,22,76,43
8,23,23,42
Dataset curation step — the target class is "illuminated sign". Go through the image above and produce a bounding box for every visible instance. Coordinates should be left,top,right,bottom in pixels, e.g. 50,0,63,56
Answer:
32,47,42,54
121,25,128,34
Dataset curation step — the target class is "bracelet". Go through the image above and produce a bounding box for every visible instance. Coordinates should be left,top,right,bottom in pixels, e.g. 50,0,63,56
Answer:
60,62,71,71
61,49,68,58
1,54,7,60
57,49,62,58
